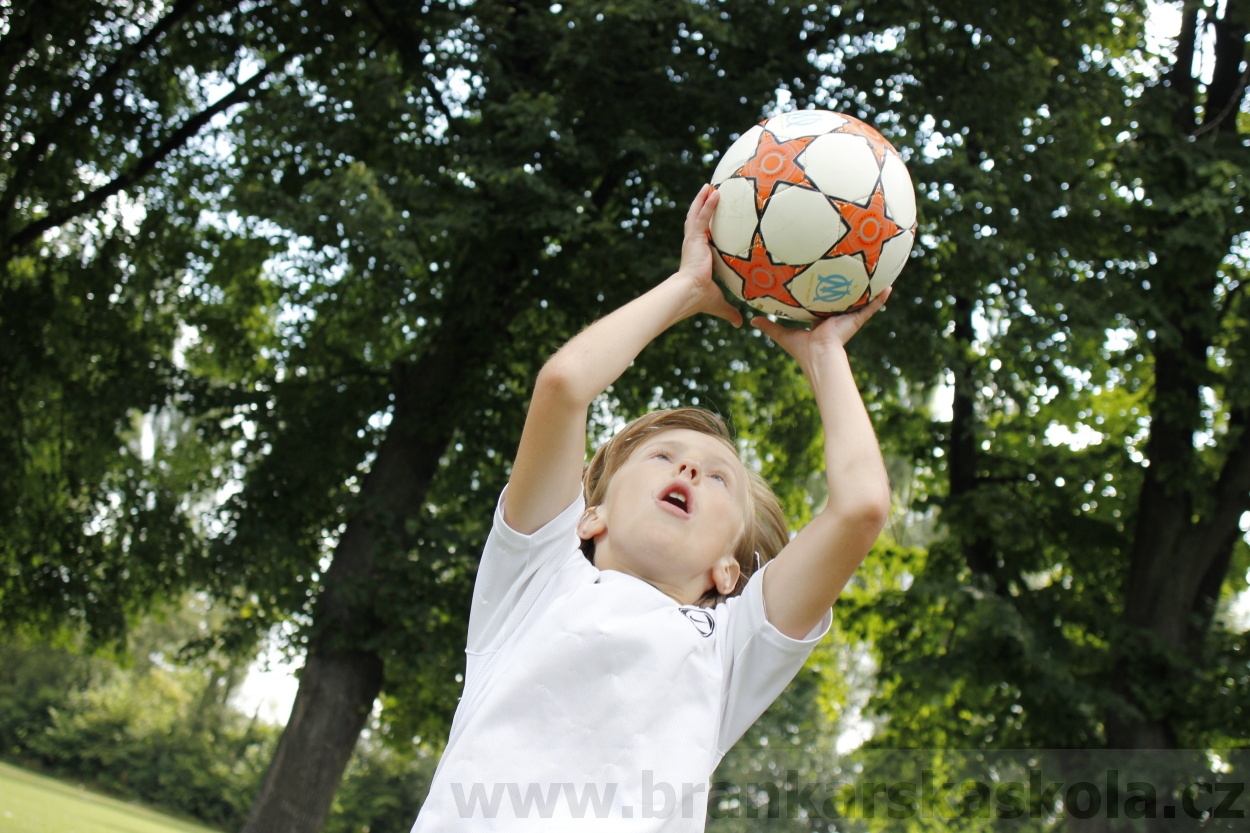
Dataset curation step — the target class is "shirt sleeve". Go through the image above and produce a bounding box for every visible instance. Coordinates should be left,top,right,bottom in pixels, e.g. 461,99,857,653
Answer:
465,485,588,656
713,559,831,756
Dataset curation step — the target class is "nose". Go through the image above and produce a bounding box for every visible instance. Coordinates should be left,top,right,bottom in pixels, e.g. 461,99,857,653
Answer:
677,459,700,481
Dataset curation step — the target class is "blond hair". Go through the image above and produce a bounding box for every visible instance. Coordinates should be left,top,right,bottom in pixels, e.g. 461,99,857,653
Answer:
580,408,788,606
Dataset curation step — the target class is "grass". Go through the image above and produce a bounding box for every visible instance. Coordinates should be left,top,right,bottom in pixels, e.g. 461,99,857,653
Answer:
0,761,218,833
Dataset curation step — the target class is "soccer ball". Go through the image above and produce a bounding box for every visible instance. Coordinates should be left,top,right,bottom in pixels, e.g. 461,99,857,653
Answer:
709,109,917,321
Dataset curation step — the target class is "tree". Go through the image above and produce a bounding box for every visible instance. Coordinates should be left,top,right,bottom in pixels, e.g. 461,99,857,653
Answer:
820,0,1249,822
692,3,1249,827
1106,0,1249,753
1,2,839,828
0,0,277,639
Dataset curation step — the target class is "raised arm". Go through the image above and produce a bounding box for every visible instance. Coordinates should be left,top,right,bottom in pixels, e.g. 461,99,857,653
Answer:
752,291,892,639
503,186,743,534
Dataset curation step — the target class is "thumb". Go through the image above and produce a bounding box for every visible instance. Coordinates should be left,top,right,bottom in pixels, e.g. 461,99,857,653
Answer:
710,297,745,328
751,316,802,356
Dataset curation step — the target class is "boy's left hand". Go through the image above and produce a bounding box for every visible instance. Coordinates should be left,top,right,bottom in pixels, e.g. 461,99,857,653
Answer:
752,287,890,375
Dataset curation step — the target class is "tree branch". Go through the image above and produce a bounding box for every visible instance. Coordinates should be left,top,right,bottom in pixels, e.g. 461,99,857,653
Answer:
0,0,212,231
1191,404,1250,573
1192,3,1249,138
6,66,271,255
1169,0,1201,133
14,0,205,177
359,0,459,127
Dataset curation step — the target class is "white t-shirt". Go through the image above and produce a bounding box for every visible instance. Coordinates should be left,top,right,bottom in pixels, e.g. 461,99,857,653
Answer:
410,488,830,832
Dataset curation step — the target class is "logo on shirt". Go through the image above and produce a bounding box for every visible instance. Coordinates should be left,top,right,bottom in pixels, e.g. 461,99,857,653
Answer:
679,607,715,638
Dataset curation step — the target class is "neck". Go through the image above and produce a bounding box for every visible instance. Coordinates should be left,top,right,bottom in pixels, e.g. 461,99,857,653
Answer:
593,543,708,605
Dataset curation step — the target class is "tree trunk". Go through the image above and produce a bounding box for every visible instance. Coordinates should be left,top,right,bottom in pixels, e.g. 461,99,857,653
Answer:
1105,0,1249,754
1064,14,1247,831
241,322,495,832
239,221,535,830
239,412,442,833
1105,282,1218,756
241,650,385,833
947,290,1012,597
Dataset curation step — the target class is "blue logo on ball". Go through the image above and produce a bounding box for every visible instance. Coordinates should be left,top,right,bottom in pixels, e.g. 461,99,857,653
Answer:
787,111,824,126
813,272,855,303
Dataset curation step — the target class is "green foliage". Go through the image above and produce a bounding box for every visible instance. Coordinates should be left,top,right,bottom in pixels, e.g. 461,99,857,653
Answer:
0,597,277,830
0,0,278,639
815,0,1250,766
0,637,103,758
0,594,442,833
325,744,438,833
26,670,274,829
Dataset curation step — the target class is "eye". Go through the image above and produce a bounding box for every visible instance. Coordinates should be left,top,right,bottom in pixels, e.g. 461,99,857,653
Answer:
710,472,727,485
651,451,671,461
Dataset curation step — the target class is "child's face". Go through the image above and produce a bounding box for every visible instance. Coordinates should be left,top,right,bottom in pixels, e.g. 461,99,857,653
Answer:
583,428,750,598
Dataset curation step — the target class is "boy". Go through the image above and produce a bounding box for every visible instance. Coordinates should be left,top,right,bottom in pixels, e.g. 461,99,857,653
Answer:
410,184,891,830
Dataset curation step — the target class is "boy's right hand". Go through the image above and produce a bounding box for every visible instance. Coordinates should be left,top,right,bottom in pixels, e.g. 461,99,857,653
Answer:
672,184,744,328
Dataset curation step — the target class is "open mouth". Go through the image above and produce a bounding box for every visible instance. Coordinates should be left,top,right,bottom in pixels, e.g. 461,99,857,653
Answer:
662,490,687,511
658,483,692,516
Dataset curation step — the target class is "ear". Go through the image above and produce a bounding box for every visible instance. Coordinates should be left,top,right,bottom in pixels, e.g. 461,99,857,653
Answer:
710,553,742,596
577,506,607,541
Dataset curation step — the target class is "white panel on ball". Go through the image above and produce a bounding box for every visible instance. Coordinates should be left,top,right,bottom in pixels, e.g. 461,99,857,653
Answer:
711,125,764,185
764,110,847,140
759,185,846,266
708,176,760,259
799,134,881,204
711,251,747,297
879,154,917,228
753,293,818,321
870,230,915,293
791,255,870,315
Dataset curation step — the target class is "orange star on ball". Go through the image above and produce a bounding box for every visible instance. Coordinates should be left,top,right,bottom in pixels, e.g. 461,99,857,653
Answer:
735,129,819,212
826,183,905,275
719,235,804,307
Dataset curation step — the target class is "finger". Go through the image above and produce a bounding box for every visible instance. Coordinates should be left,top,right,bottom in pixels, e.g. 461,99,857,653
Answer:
852,286,891,320
709,297,744,328
823,287,890,336
810,287,891,344
687,186,719,237
698,187,719,222
685,184,712,228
